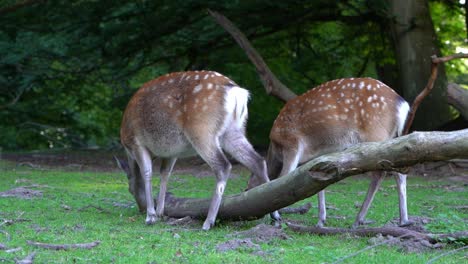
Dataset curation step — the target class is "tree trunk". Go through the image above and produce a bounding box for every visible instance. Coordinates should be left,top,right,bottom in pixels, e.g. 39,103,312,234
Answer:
161,130,468,220
447,83,468,120
388,0,451,130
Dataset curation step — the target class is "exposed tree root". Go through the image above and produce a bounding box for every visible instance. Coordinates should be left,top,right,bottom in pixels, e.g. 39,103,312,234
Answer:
286,222,436,243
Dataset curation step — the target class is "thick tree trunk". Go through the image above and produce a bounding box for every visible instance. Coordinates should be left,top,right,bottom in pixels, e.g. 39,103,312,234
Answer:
388,0,451,130
161,130,468,220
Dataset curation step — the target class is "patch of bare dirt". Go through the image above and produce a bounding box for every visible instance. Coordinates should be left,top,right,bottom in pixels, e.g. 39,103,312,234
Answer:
385,216,433,233
368,233,445,253
0,186,43,199
216,224,289,254
216,238,261,253
231,224,290,243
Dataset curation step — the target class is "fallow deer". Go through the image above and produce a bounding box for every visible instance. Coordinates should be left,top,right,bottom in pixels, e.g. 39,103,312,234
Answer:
261,77,410,228
116,71,280,230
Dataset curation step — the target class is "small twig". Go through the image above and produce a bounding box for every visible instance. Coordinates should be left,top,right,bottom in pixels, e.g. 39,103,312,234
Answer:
15,252,36,264
432,53,468,63
77,205,111,214
333,234,410,264
26,240,100,250
426,245,468,264
6,247,22,253
0,230,11,241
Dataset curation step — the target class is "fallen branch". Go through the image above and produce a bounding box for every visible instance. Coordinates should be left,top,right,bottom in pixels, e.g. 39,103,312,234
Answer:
15,252,36,264
278,203,312,215
286,222,435,243
77,205,111,214
156,130,468,220
426,245,468,264
26,240,100,250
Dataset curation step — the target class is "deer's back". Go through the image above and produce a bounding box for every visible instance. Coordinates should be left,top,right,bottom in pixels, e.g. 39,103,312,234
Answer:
270,78,408,162
120,71,235,158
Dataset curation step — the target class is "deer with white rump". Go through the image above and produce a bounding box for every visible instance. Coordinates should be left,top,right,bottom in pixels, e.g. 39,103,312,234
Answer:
259,77,411,228
116,71,280,230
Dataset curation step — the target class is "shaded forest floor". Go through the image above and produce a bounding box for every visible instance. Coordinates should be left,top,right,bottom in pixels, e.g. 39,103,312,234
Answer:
2,149,467,184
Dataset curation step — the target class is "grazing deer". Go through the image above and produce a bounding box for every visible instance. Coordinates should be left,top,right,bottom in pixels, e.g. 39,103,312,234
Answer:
116,71,280,230
260,77,410,228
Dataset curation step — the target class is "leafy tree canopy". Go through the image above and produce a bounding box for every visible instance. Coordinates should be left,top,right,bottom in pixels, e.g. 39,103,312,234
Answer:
0,0,466,150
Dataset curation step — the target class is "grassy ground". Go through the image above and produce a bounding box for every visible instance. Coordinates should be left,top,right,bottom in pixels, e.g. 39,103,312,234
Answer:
0,159,466,263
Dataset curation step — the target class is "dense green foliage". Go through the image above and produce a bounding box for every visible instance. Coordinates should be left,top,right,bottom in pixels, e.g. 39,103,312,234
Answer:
0,0,466,149
0,161,466,263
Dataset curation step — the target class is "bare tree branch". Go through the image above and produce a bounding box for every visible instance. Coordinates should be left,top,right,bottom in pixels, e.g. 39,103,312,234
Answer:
15,252,36,264
286,222,434,242
208,9,297,102
26,240,100,250
403,53,468,134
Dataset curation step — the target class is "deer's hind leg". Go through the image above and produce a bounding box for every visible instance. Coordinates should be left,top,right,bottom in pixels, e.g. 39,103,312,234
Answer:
133,146,156,225
155,157,177,219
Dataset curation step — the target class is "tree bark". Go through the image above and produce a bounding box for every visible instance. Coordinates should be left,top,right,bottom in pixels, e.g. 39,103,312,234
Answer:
161,130,468,220
388,0,451,130
447,83,468,120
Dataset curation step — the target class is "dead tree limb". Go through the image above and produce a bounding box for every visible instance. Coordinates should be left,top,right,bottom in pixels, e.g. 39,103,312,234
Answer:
286,222,435,242
208,9,297,102
403,53,468,134
447,82,468,120
159,129,468,220
26,240,100,250
15,252,36,264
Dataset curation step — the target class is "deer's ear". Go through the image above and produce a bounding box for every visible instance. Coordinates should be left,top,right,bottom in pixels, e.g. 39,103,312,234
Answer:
114,156,130,175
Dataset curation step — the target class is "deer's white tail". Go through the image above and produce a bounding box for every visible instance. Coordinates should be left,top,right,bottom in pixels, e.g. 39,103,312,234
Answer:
224,86,250,130
396,100,410,137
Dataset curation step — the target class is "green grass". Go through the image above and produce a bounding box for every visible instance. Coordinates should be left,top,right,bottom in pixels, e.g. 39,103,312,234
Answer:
0,160,466,263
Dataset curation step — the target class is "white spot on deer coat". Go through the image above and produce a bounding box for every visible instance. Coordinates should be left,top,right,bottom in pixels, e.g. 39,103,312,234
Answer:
193,84,203,93
359,81,365,89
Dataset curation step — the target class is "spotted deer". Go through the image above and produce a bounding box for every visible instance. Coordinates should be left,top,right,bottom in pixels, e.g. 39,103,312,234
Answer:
262,77,410,228
116,71,280,230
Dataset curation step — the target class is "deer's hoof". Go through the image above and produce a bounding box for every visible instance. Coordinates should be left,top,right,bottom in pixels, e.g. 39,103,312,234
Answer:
398,220,414,227
352,219,375,229
202,220,214,231
145,214,157,225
